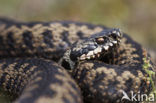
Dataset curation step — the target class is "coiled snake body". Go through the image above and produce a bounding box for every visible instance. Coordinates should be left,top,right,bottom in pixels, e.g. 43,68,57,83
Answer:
0,18,155,103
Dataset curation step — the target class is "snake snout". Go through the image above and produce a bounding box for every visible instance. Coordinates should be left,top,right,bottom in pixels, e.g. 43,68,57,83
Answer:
109,28,123,43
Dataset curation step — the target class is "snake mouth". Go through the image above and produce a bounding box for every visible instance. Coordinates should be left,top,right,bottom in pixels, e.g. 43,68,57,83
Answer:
78,40,119,60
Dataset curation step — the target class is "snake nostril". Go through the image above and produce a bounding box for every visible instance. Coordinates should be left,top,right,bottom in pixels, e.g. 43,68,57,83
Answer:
111,33,118,40
110,29,122,40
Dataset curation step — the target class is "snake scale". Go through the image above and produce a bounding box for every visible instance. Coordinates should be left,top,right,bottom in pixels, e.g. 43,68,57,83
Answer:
0,18,155,103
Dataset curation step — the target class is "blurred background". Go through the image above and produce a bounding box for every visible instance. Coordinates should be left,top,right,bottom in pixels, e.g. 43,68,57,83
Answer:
0,0,156,102
0,0,156,49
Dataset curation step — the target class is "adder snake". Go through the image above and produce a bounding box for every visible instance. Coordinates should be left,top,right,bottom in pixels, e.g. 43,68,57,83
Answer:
0,18,155,103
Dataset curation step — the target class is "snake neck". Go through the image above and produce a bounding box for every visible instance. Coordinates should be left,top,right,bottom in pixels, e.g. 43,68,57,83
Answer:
59,49,76,70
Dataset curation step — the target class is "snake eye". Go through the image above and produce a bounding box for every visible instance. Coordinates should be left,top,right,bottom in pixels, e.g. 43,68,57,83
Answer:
96,37,105,44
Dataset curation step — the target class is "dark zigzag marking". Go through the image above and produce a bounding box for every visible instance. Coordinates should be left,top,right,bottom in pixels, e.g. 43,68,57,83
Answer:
42,30,54,48
23,30,34,50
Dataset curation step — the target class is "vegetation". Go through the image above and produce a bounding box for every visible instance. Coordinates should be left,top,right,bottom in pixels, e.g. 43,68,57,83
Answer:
143,53,156,101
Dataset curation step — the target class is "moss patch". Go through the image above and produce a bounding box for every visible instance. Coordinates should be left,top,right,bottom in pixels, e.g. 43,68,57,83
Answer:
142,50,156,101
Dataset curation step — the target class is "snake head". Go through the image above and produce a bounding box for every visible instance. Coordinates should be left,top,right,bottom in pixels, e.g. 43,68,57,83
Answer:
60,28,123,69
70,28,122,61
